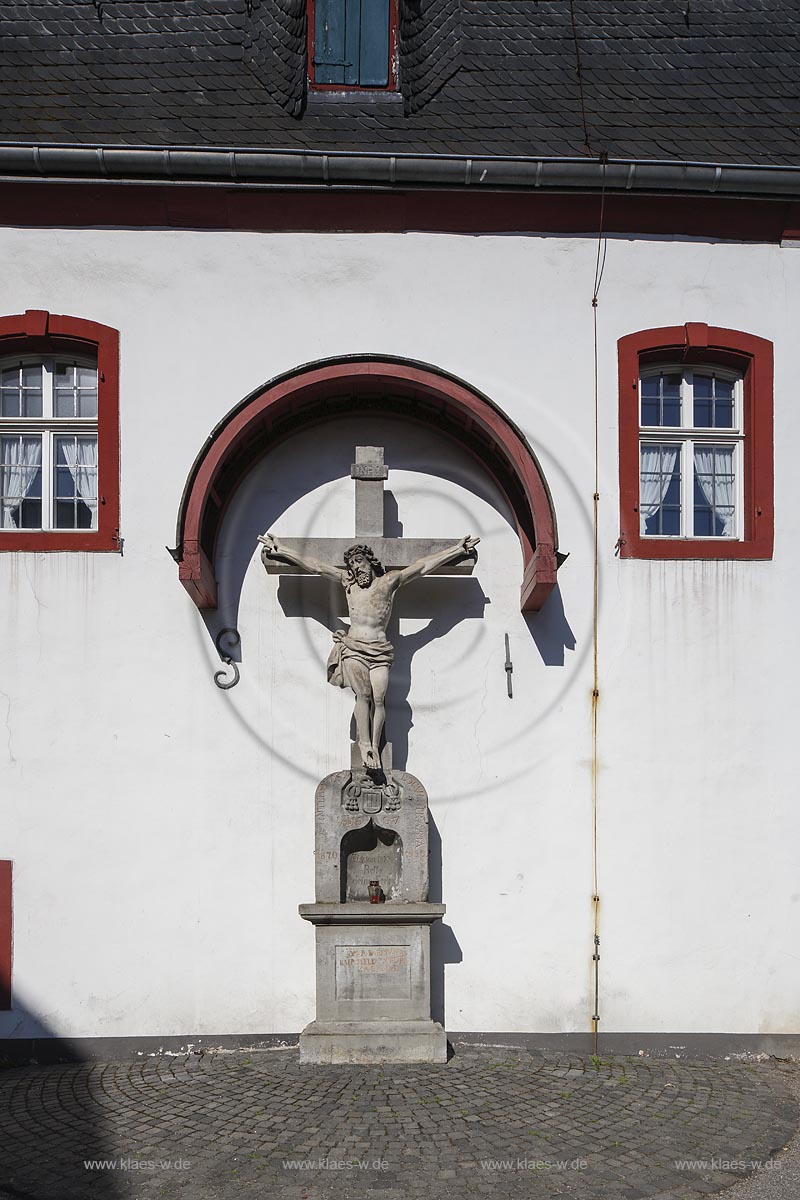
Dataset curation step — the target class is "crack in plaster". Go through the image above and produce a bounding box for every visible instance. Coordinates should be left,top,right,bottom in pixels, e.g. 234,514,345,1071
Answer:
23,559,44,649
0,690,15,764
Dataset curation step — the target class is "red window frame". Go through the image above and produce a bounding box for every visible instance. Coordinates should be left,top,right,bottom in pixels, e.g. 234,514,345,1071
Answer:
308,0,399,92
0,860,11,1010
0,310,120,551
618,323,773,560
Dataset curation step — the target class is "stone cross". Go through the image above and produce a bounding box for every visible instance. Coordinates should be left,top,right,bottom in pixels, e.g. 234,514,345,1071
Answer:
260,445,476,578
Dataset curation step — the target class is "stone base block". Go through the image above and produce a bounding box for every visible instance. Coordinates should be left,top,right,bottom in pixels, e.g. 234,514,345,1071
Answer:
299,1020,447,1065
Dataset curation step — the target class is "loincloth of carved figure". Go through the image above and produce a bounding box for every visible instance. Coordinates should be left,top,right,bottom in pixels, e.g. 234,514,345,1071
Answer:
326,630,395,690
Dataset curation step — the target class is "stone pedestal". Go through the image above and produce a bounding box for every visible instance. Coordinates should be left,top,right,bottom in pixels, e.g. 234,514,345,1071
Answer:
299,752,447,1064
299,903,447,1064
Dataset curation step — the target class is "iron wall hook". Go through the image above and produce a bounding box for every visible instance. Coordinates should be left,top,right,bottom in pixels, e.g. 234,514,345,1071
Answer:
214,627,241,690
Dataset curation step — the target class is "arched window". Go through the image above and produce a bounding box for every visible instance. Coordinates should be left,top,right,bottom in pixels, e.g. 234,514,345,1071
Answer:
618,325,773,560
0,311,119,551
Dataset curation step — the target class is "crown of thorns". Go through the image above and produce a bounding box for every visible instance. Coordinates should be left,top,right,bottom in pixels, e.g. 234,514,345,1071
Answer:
343,544,384,576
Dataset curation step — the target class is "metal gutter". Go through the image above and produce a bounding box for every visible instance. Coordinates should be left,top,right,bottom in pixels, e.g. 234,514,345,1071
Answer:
0,142,799,199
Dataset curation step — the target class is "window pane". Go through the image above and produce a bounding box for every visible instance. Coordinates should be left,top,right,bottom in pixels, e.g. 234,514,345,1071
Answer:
640,373,681,427
2,463,42,501
54,362,97,418
714,398,734,428
640,376,660,425
23,391,42,417
26,463,42,499
693,445,735,537
0,363,42,417
54,388,76,418
693,372,736,429
662,374,681,426
76,499,94,529
55,362,76,417
693,373,713,427
18,497,42,528
56,466,75,499
76,364,97,417
55,499,77,529
77,389,98,419
0,435,42,529
20,364,42,416
0,389,20,418
53,435,98,530
640,443,681,535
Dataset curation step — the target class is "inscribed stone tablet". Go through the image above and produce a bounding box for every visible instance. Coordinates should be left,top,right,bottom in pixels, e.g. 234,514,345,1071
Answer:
335,945,411,1001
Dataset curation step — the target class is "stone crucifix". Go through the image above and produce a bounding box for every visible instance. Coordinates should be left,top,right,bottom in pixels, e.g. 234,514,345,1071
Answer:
259,446,479,771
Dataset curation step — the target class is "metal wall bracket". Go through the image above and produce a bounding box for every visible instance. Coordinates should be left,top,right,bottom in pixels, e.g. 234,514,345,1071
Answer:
214,628,241,690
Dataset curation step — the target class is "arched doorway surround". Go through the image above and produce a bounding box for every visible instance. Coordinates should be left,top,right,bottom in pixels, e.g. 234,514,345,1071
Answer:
171,357,559,612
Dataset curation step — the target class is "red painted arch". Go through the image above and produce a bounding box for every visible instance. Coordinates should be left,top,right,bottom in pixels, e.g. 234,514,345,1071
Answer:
172,357,559,612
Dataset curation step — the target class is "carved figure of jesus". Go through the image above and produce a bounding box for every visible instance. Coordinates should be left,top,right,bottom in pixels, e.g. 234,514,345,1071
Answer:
260,535,479,770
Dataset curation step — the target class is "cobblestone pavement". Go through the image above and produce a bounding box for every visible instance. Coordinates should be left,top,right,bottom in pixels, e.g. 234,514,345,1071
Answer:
0,1044,796,1200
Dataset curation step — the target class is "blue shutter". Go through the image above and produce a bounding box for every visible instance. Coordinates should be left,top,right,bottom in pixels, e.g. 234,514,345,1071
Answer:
314,0,390,87
314,0,347,84
343,0,361,86
358,0,390,86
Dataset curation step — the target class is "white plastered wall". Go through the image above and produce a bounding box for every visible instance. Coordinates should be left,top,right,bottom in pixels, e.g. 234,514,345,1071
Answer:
0,225,797,1039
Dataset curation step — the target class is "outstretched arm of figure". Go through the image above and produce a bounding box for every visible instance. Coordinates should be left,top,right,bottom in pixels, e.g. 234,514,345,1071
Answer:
258,534,344,583
394,535,480,587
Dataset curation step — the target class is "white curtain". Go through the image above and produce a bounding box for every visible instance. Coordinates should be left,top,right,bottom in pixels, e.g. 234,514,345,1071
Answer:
694,446,735,536
639,444,678,534
0,437,41,529
61,437,98,527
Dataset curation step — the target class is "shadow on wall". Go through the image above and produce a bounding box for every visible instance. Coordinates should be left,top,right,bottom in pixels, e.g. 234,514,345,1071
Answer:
524,583,576,667
428,813,462,1027
0,995,124,1199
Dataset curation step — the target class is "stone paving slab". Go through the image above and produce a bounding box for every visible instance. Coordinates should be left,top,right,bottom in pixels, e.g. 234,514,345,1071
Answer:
0,1044,796,1200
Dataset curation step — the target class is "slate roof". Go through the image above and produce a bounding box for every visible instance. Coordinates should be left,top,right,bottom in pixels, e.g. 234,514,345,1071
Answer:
0,0,799,165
